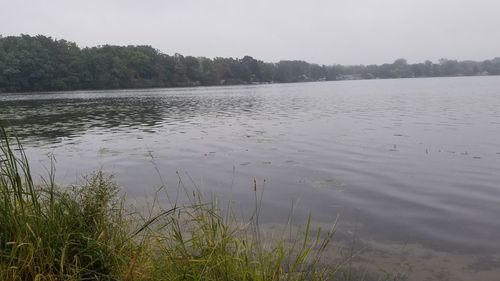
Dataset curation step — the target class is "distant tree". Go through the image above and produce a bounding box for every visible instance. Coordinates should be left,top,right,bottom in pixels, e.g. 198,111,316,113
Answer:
275,60,311,82
241,56,261,82
309,64,327,80
483,58,500,75
392,58,414,78
184,56,202,84
439,58,460,76
259,62,276,82
0,34,499,93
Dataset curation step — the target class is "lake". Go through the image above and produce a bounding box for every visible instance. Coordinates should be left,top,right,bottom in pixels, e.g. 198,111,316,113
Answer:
1,76,500,278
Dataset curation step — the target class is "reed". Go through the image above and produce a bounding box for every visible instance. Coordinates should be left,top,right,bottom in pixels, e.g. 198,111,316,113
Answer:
0,127,379,281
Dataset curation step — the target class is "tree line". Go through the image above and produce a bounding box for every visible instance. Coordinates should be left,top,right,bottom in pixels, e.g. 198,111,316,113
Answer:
1,34,499,92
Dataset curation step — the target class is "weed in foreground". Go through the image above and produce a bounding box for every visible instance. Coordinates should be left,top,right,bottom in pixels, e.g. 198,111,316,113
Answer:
0,127,392,281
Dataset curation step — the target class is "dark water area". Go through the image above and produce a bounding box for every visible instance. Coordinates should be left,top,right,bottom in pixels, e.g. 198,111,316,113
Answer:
1,76,500,256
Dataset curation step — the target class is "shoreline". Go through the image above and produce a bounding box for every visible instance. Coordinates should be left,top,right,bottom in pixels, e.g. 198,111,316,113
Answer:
1,74,499,95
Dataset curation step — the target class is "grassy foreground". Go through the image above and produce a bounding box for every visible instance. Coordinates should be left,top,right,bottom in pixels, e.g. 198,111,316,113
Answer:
0,128,366,281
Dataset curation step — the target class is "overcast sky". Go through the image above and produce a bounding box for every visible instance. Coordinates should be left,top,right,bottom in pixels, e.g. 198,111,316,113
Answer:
1,0,499,65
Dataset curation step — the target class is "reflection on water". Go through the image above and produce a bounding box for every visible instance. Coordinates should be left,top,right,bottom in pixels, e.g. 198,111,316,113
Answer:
1,90,266,144
1,78,500,260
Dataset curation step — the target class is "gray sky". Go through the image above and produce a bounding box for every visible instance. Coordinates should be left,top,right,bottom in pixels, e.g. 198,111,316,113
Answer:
1,0,499,65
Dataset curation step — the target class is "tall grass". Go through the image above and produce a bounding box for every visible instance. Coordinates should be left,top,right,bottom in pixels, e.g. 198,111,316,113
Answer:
0,127,135,280
0,127,369,281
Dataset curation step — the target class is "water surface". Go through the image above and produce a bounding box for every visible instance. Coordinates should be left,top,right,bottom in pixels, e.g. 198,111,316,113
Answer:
1,77,500,258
